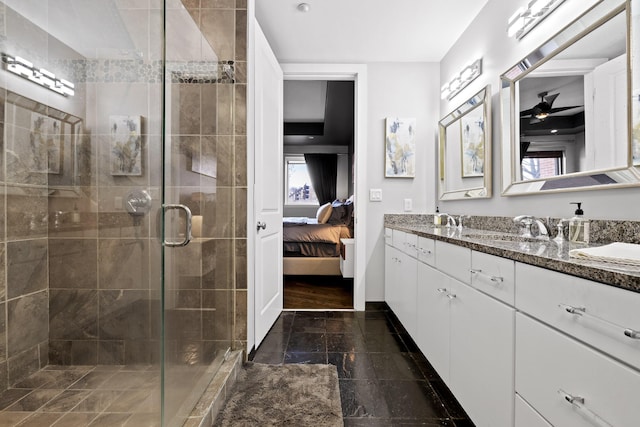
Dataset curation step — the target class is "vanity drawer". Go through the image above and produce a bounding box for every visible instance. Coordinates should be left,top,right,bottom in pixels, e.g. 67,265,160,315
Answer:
393,230,418,257
435,241,471,284
515,394,551,427
384,228,392,245
391,229,406,248
470,251,515,306
416,236,435,266
516,262,640,371
516,313,640,427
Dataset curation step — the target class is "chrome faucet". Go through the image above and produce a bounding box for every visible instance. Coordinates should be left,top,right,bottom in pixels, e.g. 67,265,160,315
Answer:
513,215,550,240
457,215,470,230
441,214,457,228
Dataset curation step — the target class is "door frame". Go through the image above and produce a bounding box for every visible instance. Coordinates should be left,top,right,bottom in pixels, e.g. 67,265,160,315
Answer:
247,52,368,349
280,64,368,314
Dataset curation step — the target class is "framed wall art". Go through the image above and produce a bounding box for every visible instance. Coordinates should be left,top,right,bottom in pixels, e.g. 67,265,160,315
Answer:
460,108,485,178
30,112,62,174
385,117,416,178
110,115,142,176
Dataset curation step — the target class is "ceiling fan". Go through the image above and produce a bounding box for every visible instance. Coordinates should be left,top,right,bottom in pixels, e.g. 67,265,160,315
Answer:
520,91,581,124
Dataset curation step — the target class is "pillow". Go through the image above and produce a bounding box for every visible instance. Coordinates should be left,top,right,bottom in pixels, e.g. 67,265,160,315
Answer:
327,199,354,226
316,202,333,224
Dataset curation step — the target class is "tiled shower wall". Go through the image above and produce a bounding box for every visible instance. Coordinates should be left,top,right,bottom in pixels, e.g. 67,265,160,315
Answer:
0,93,58,390
0,0,248,393
185,0,248,355
168,0,247,358
0,1,90,392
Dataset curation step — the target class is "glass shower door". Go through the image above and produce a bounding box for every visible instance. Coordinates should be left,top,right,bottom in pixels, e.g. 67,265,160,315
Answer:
0,0,232,425
161,1,233,425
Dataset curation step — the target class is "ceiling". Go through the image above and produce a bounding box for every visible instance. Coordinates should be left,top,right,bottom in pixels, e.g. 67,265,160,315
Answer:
4,0,216,62
255,0,490,63
284,80,354,147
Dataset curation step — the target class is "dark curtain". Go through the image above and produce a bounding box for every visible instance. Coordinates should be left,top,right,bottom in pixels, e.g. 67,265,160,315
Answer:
304,153,337,205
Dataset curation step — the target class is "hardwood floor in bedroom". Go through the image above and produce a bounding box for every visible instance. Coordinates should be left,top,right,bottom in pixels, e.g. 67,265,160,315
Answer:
284,275,354,309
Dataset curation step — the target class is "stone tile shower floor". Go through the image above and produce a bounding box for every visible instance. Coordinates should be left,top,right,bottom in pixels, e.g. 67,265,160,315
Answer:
0,365,161,426
251,302,476,426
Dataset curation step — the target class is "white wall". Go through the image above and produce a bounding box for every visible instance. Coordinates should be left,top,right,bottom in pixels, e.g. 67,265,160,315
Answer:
438,0,640,220
364,63,440,301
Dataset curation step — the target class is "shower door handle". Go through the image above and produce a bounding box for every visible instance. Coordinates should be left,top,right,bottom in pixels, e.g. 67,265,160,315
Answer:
163,204,192,247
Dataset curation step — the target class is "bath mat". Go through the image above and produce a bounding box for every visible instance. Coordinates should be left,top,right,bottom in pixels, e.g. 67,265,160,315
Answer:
214,362,343,426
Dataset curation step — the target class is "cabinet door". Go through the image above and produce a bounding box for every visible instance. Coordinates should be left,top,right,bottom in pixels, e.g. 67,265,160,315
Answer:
416,262,451,383
397,252,418,337
385,245,401,315
450,280,515,427
515,394,552,427
516,313,640,427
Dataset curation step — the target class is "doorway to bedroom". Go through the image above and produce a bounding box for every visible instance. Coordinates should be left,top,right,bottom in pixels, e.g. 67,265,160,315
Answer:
282,80,355,310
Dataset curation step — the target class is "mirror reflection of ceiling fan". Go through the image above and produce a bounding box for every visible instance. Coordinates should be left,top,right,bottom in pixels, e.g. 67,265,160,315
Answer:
520,91,582,124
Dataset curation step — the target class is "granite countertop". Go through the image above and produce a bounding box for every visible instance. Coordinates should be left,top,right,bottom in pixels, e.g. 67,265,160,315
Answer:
385,222,640,294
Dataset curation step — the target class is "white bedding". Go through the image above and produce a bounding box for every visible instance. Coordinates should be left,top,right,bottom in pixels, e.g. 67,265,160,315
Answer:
283,217,318,225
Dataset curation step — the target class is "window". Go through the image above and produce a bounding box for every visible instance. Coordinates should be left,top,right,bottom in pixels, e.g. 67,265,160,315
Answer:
521,150,564,180
285,157,319,205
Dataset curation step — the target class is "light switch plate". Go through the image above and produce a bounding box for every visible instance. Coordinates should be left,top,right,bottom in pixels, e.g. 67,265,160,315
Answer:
404,198,412,211
369,188,382,202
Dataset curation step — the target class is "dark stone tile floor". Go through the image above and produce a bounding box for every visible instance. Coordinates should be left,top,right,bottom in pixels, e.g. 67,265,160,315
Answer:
0,365,160,426
250,302,475,426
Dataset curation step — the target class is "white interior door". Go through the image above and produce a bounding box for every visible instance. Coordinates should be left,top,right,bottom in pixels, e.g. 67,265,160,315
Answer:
254,21,283,347
587,54,627,169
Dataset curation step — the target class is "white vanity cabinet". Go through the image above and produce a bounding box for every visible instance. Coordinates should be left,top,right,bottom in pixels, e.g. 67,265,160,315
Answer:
384,245,401,315
416,262,451,382
384,230,418,337
416,236,435,266
435,241,471,284
470,250,515,305
516,313,640,427
385,225,640,427
449,280,515,427
515,395,552,427
516,262,640,371
411,239,515,427
515,262,640,426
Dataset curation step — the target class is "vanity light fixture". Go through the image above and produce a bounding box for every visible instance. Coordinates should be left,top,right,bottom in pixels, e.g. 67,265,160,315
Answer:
440,58,482,100
508,0,566,39
2,54,75,97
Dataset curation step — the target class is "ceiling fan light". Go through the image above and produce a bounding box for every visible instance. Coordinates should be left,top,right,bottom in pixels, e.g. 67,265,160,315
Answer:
535,111,549,120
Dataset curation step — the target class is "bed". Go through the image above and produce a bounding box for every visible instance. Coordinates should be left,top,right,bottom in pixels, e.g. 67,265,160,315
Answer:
283,200,353,276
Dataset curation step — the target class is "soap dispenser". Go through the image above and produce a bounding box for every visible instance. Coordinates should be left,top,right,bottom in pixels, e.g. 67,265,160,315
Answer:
568,202,589,244
72,203,81,223
433,207,441,226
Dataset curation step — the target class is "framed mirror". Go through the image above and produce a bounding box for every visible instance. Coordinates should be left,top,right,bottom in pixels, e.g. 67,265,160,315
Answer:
438,85,492,200
500,0,640,195
4,91,84,192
